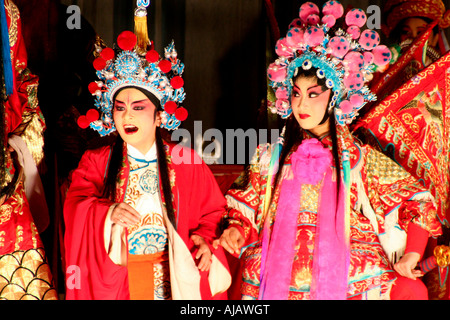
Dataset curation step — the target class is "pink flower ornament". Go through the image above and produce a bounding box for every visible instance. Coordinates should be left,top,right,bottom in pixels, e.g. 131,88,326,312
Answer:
343,71,364,91
349,94,364,108
322,15,337,28
363,51,375,66
359,29,380,50
275,87,289,100
299,2,320,24
291,138,333,185
286,28,305,49
339,100,353,114
345,8,367,28
275,38,294,57
304,26,325,47
268,62,287,82
275,99,290,114
306,14,320,25
347,25,361,40
372,45,392,66
289,18,303,29
343,51,364,72
328,36,350,58
322,1,344,19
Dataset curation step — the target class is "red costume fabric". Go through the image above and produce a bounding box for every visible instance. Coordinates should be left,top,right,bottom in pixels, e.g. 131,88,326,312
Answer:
223,126,442,300
0,0,56,300
63,141,229,300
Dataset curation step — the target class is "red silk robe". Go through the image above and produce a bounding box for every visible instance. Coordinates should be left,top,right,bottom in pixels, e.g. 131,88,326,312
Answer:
63,141,230,300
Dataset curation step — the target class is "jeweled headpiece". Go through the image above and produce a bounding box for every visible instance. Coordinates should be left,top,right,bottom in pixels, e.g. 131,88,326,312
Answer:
78,1,187,136
267,1,392,125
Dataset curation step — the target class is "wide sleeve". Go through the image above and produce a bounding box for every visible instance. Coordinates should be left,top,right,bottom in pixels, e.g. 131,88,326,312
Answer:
223,144,272,250
63,147,129,300
175,147,228,244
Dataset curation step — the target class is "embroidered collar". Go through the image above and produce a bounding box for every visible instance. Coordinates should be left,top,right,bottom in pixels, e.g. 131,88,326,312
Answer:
127,143,157,162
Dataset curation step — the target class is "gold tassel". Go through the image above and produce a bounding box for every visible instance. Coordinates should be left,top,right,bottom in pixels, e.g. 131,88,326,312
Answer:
134,13,149,54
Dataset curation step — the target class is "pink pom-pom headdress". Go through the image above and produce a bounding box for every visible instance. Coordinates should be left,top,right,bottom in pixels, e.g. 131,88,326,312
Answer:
80,1,188,136
267,1,392,125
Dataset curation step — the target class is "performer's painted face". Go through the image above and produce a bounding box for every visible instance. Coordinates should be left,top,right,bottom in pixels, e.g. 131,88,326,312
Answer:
291,75,331,136
113,88,161,154
399,17,439,48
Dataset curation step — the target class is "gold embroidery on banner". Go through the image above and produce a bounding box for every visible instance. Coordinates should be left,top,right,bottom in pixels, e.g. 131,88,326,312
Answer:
5,0,19,48
14,225,23,251
0,231,5,247
30,222,38,249
0,204,12,225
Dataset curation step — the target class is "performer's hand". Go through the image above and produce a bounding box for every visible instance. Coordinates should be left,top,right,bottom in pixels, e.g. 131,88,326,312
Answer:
191,234,212,272
212,227,244,256
394,252,424,280
111,202,141,228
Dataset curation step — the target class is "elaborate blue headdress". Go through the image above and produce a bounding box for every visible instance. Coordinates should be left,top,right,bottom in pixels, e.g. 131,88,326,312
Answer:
79,1,187,136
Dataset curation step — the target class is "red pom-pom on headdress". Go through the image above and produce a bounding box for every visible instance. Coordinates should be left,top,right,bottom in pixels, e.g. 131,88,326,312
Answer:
93,57,106,71
159,60,172,73
100,47,115,61
164,101,177,114
88,82,101,94
86,109,100,122
170,76,184,89
146,49,159,63
175,107,188,121
117,31,137,51
77,115,90,129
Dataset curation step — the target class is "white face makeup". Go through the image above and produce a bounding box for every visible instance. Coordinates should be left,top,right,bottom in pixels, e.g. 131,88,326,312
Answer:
113,88,161,155
291,75,332,137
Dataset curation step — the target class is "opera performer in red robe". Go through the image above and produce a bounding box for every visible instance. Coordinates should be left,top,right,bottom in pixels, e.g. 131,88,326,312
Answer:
0,0,57,300
215,1,443,300
63,4,230,300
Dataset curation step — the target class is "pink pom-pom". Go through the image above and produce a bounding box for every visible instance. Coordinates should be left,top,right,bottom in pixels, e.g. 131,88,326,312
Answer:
343,51,364,72
349,94,364,108
306,14,320,25
322,0,344,19
347,26,361,39
372,45,392,66
322,15,336,28
275,99,289,113
286,28,305,49
289,18,303,29
328,36,350,58
304,26,324,47
345,8,367,28
275,38,294,57
275,87,289,100
268,63,287,82
339,100,353,114
363,52,374,65
343,72,364,91
299,2,320,23
359,29,380,50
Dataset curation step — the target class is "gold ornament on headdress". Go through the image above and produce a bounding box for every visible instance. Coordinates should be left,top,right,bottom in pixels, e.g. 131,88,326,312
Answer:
383,0,450,36
134,0,150,54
